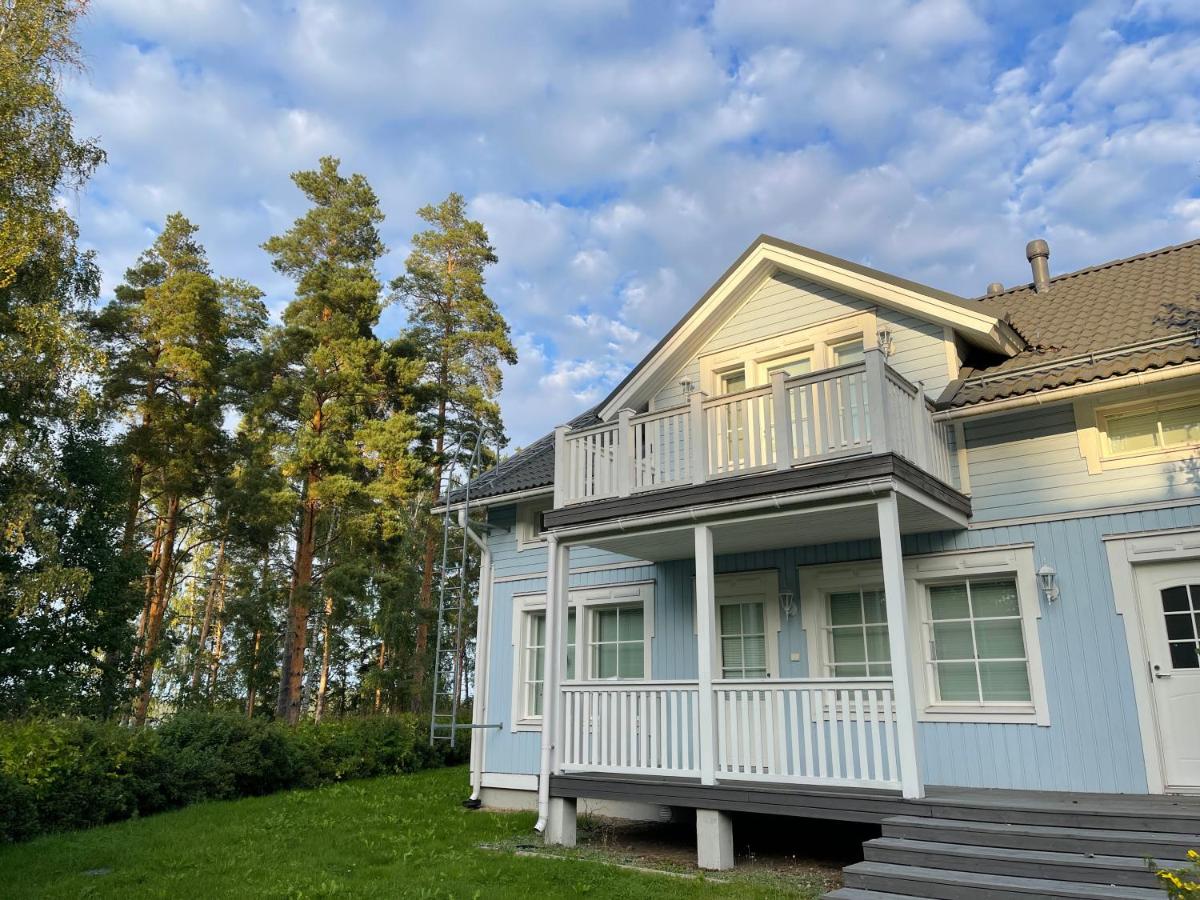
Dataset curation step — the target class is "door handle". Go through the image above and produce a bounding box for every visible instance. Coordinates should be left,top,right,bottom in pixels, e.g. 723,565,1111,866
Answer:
1152,663,1172,679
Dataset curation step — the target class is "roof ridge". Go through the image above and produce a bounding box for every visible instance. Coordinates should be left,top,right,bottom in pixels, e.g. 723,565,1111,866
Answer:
974,235,1200,301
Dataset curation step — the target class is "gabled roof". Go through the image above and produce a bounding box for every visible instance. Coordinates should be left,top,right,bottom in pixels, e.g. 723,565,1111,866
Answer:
940,238,1200,407
597,234,1025,420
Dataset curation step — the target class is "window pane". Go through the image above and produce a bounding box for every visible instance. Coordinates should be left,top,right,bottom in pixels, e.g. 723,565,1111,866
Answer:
595,643,618,678
833,663,868,677
743,602,765,634
979,661,1032,701
1170,642,1200,669
862,590,887,624
929,584,969,620
567,610,576,643
531,613,546,645
768,356,812,378
865,625,891,662
1162,585,1190,613
832,628,867,663
932,621,974,660
1159,403,1200,448
531,682,543,715
619,607,643,641
833,340,865,365
974,619,1026,659
1165,613,1195,641
1107,410,1160,453
936,662,980,701
971,580,1020,618
873,662,893,677
722,636,744,670
721,370,747,393
565,647,575,681
743,635,767,670
830,592,863,625
618,642,644,678
530,647,544,680
720,604,742,635
596,609,619,642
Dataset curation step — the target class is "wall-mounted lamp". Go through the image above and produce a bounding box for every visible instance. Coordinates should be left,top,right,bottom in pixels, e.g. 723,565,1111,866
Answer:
680,378,695,397
876,328,895,357
779,591,797,618
1037,564,1060,602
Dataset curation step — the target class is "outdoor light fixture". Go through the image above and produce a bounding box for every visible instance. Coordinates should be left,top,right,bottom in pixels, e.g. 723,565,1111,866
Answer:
876,328,895,357
680,378,695,397
779,591,797,618
1037,564,1060,602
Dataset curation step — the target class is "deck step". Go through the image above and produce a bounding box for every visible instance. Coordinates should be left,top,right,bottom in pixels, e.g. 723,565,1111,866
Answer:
820,890,914,900
916,794,1200,835
864,837,1159,888
842,861,1166,899
882,814,1197,862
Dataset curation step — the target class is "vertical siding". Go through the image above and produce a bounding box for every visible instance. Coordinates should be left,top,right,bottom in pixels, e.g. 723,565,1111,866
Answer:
481,501,1200,790
964,403,1200,522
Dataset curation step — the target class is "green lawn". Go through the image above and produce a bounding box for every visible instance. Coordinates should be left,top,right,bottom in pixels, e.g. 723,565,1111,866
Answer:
0,765,827,898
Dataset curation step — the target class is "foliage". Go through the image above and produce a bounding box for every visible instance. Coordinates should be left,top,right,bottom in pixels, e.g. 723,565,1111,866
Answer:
1155,850,1200,899
0,766,826,899
0,712,461,843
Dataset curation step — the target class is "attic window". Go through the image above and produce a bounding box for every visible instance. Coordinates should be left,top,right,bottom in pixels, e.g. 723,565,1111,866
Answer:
516,496,553,550
1101,395,1200,459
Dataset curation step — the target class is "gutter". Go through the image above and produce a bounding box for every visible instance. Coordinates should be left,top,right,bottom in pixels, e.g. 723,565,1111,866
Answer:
433,485,553,517
935,361,1200,422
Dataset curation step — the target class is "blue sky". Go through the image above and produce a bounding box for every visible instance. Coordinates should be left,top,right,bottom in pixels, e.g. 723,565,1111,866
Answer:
65,0,1200,447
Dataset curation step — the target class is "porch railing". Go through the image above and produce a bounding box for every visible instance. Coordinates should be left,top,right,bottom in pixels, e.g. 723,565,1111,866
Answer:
558,677,900,789
554,350,954,507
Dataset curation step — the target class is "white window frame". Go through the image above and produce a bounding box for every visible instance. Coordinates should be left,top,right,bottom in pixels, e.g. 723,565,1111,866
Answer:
515,495,554,550
697,310,878,396
714,570,782,680
800,546,1050,725
1074,379,1200,474
510,581,654,731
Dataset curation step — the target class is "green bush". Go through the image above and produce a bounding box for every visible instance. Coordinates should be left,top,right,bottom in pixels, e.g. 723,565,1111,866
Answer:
0,712,461,843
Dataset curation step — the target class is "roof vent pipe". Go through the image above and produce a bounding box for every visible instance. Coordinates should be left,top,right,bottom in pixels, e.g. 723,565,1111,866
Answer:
986,282,1004,296
1026,239,1050,293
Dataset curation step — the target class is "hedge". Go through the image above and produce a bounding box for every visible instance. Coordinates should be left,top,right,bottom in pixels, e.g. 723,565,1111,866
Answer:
0,712,466,843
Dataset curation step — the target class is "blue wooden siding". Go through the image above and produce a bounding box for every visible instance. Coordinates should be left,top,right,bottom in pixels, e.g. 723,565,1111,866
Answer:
480,501,1200,791
964,403,1200,523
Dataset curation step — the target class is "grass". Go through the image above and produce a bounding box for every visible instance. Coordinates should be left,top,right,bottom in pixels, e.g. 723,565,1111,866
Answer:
0,765,830,898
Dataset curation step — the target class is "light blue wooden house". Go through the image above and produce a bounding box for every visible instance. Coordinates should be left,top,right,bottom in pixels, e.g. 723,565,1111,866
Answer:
444,235,1200,898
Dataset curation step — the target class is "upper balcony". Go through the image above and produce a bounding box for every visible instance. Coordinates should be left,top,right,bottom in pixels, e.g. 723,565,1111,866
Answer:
552,348,955,511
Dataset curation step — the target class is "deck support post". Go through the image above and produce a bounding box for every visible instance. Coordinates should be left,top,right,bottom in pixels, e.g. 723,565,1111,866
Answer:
876,492,923,799
536,536,571,834
546,796,577,847
694,525,718,786
696,809,734,870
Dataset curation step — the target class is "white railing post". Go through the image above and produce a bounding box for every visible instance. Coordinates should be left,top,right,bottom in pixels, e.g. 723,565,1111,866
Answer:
689,391,708,485
693,525,717,785
553,425,568,507
617,408,634,497
876,493,923,799
864,348,891,455
770,370,792,471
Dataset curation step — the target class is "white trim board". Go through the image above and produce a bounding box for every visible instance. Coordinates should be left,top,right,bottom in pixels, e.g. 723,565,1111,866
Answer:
481,772,538,791
493,559,654,585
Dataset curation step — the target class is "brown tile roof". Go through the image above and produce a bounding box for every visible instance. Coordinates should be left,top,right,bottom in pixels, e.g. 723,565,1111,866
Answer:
941,238,1200,407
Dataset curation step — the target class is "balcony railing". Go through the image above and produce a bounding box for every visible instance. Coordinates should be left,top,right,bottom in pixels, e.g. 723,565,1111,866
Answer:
554,350,954,507
559,677,900,790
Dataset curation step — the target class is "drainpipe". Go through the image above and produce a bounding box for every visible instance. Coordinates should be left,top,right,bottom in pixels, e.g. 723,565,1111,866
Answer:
459,509,492,803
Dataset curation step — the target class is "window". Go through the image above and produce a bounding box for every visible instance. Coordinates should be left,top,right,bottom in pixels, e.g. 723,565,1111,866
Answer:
925,579,1031,704
1161,584,1200,670
522,609,576,718
591,605,645,679
826,587,891,677
719,367,747,394
719,601,768,678
516,496,553,550
831,339,865,366
1103,396,1200,458
764,353,813,379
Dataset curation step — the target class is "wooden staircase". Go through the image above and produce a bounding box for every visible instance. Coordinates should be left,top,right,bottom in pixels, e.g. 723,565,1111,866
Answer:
823,791,1200,900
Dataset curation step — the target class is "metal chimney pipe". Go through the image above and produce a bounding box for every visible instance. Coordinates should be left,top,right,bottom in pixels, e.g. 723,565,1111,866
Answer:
1026,239,1050,293
986,282,1004,296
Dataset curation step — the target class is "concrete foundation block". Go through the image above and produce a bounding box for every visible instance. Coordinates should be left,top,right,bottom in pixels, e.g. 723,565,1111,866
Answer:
546,796,577,847
696,808,734,870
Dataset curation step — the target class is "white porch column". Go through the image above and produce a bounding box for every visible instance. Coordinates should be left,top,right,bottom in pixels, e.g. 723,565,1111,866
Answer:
876,492,923,799
468,542,493,801
537,536,574,841
694,525,718,785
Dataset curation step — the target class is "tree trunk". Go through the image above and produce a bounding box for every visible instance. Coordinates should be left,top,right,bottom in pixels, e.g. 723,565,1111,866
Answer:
245,628,262,718
412,393,449,711
374,640,386,712
277,472,319,724
192,534,226,693
314,592,334,723
133,494,180,726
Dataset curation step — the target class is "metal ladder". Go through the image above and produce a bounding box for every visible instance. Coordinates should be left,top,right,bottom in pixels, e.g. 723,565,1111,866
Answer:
429,431,492,747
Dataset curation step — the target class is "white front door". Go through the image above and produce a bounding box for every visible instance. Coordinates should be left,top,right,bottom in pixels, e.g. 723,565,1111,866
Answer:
1135,560,1200,792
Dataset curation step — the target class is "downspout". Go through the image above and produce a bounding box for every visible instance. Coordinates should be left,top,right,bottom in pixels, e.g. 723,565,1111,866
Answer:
459,509,491,803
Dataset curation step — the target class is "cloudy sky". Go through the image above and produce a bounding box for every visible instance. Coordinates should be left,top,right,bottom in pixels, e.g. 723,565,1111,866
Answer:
65,0,1200,446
